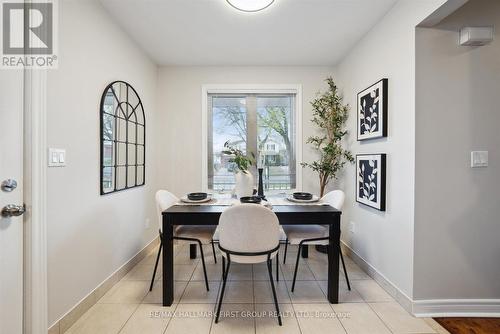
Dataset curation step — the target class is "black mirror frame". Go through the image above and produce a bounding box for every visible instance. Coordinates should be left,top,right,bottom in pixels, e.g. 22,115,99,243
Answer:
99,80,146,195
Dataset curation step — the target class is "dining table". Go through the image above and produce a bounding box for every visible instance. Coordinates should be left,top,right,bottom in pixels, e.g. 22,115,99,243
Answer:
161,195,342,306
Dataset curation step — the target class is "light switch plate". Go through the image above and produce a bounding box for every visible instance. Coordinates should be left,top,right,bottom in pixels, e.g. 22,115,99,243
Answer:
471,151,488,168
48,148,66,167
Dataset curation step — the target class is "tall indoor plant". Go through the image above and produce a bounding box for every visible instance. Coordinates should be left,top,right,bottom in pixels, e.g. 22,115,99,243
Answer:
222,141,255,198
302,77,354,197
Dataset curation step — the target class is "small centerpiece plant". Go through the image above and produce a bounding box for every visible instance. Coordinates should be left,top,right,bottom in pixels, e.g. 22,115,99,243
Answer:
222,141,255,198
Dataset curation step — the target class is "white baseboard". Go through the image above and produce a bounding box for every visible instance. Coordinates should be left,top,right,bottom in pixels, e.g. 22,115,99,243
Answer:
340,241,500,318
48,237,160,334
413,299,500,318
340,241,414,312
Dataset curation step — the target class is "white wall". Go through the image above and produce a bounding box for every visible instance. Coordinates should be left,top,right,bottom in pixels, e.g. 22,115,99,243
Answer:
415,0,500,301
155,66,335,197
46,0,158,324
335,0,446,298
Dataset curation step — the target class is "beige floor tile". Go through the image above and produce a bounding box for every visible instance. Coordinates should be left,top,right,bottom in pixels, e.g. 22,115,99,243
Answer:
123,264,160,281
254,280,291,304
308,262,330,280
332,303,391,334
255,303,301,334
252,263,282,281
181,281,221,303
227,264,253,281
165,303,214,334
281,263,315,281
211,304,255,334
352,280,393,302
288,281,328,303
173,264,197,281
119,303,174,334
65,303,137,334
222,281,254,303
318,280,364,303
139,252,160,266
98,280,149,304
142,281,187,304
344,262,371,280
293,303,346,334
174,245,201,265
369,302,436,334
192,263,222,282
201,244,220,265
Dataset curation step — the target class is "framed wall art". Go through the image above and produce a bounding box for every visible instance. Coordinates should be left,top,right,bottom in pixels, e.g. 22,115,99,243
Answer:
357,78,388,141
356,154,386,211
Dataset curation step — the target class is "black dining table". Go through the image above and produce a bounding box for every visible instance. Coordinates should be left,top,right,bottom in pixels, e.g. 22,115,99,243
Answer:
162,203,341,306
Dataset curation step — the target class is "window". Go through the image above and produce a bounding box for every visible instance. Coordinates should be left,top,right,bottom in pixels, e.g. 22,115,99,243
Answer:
100,81,145,195
205,87,301,192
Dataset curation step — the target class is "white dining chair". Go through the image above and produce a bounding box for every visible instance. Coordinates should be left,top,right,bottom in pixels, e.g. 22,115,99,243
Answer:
212,208,286,282
214,204,283,326
149,190,217,292
282,190,351,292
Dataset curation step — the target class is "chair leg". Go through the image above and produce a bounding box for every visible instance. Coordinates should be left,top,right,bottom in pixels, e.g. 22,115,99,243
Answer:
267,258,282,326
215,257,230,324
339,246,351,291
211,240,217,264
283,239,288,264
149,240,162,291
198,241,210,291
291,244,302,292
276,251,279,281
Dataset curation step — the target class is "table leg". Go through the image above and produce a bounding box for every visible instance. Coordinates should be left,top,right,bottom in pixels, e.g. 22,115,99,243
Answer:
162,214,174,306
328,216,340,304
190,244,197,259
301,245,309,258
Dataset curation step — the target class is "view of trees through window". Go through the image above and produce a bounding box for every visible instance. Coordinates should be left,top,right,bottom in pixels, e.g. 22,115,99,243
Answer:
208,93,296,191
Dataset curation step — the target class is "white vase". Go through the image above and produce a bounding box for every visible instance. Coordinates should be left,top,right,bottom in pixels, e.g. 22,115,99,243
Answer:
234,171,254,198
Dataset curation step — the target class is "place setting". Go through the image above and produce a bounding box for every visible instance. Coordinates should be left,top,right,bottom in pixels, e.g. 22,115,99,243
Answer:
179,192,216,204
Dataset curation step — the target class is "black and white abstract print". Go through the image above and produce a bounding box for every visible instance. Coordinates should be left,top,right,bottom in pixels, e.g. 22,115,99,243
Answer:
357,79,387,140
356,154,386,211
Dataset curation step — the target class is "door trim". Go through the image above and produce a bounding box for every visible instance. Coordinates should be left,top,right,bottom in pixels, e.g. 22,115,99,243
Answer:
23,54,49,334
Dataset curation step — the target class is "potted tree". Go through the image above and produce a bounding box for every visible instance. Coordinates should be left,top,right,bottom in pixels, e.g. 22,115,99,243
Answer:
222,141,255,198
301,77,354,197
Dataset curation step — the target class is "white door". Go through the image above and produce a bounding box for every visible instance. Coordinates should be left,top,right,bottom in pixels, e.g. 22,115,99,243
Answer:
0,69,24,333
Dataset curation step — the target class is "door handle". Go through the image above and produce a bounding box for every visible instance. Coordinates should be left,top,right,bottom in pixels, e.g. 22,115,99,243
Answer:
1,204,26,218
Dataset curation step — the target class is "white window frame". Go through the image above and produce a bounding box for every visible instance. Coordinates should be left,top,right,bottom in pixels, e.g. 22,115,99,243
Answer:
201,84,303,192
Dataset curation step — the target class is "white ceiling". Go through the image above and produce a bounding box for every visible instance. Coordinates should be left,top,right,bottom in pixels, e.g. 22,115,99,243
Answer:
99,0,399,66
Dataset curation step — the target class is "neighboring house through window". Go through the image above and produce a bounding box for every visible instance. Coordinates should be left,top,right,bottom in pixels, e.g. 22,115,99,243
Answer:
203,85,302,192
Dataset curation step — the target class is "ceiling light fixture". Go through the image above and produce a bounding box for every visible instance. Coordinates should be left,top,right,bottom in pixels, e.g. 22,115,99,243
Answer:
226,0,275,12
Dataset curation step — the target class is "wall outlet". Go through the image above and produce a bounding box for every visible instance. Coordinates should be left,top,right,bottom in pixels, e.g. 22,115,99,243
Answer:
144,218,150,229
349,221,355,233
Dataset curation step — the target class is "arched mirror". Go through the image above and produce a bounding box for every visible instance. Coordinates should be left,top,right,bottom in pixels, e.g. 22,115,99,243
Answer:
100,81,145,195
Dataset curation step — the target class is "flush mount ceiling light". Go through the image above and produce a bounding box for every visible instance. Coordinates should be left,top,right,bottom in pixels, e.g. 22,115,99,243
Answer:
226,0,275,12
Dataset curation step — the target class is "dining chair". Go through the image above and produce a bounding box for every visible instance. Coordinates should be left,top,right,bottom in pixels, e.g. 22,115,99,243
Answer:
282,190,351,292
214,204,283,326
149,190,217,292
212,209,285,282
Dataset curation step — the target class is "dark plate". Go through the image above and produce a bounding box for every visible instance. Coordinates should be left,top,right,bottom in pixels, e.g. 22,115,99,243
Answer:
187,192,208,201
293,192,313,200
240,196,262,204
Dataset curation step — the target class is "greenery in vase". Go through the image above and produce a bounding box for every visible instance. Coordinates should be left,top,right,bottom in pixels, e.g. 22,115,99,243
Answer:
301,77,354,197
222,141,255,174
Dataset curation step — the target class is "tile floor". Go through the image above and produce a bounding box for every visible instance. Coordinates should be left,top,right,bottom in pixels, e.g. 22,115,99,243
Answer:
65,243,446,334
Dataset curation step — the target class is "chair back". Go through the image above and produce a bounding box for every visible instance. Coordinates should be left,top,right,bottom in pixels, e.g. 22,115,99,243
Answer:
322,190,345,210
218,204,280,263
156,190,179,232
